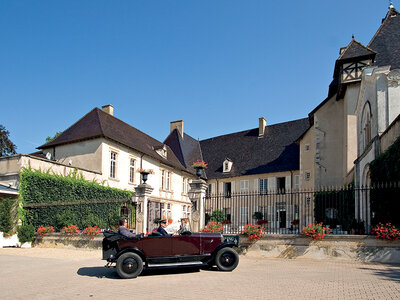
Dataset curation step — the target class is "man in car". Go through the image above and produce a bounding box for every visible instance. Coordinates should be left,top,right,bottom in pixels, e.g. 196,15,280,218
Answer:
156,219,171,236
118,217,136,239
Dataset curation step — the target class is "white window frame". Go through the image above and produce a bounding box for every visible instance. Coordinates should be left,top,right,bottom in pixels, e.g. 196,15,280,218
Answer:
110,151,117,179
240,180,249,194
294,175,300,190
161,170,165,190
166,172,171,190
259,178,268,194
129,158,135,183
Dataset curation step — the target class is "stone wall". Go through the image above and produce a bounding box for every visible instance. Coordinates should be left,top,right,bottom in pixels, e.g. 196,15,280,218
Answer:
242,235,400,263
34,233,400,264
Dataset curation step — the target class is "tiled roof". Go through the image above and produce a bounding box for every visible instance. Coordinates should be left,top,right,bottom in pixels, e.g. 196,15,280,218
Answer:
368,7,400,69
199,118,310,179
164,130,204,177
38,108,187,172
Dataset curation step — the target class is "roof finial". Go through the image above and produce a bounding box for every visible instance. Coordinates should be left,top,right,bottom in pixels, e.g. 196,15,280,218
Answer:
389,1,394,9
352,34,355,40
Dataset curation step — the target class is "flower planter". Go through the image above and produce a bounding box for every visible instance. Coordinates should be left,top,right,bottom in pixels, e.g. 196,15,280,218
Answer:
194,167,204,178
0,233,19,248
141,172,149,183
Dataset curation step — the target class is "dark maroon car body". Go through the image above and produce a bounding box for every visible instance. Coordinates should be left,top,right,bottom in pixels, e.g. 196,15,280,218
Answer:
102,231,239,279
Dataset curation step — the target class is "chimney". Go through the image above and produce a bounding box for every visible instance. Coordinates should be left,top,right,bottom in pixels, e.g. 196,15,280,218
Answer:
170,120,184,138
259,117,266,137
102,104,114,116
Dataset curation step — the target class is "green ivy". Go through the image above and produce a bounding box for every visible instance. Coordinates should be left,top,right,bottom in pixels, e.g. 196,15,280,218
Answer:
19,168,134,230
0,198,18,235
369,136,400,227
370,135,400,183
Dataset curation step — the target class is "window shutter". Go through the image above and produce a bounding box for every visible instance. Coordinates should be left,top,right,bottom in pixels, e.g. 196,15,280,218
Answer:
285,175,291,191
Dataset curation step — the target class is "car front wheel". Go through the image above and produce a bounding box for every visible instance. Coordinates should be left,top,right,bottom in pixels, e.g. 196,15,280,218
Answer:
116,252,143,279
215,247,239,271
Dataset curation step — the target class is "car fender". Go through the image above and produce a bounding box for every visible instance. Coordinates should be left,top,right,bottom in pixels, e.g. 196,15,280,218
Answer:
205,242,236,264
115,247,146,262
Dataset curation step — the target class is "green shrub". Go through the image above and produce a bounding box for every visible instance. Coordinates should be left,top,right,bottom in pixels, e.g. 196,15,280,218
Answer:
17,224,36,243
210,209,226,222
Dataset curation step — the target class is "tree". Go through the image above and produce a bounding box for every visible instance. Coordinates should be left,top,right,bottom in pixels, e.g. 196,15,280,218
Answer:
45,131,63,143
0,125,17,157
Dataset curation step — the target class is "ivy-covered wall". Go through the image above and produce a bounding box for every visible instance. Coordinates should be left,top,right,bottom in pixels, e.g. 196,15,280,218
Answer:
20,168,134,230
370,135,400,182
369,135,400,226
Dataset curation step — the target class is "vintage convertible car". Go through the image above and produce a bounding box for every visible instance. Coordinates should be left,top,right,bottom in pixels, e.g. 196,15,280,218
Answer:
102,230,239,279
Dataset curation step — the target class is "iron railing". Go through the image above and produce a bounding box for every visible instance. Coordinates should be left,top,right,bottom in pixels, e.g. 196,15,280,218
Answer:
204,184,400,235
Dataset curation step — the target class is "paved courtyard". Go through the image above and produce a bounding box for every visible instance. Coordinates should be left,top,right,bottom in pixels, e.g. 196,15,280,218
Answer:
0,248,399,300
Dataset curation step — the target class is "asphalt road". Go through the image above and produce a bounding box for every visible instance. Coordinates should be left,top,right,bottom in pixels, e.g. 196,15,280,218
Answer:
0,248,399,299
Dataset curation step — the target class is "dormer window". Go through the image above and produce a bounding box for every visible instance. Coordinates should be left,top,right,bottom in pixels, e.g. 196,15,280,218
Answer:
223,159,233,173
155,145,168,159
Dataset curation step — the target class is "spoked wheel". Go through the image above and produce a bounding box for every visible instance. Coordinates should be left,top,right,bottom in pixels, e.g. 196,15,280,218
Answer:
215,248,239,271
116,252,143,279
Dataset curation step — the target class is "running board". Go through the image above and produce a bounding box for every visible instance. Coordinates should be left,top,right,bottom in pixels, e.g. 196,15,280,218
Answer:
147,261,205,268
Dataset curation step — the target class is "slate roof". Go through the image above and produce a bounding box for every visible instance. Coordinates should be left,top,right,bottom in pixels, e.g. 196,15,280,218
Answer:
368,6,400,69
199,118,310,179
38,108,187,172
311,6,400,119
164,130,203,177
338,39,376,62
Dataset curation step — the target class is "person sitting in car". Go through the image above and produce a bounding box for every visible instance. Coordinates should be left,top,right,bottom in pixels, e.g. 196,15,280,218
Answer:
118,217,136,239
177,218,190,234
157,219,171,236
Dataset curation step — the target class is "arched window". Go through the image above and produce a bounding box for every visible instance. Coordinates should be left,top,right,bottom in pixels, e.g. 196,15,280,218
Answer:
361,103,372,150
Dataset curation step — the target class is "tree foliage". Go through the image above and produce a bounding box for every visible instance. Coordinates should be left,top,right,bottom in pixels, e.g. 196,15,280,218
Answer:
0,125,17,156
45,131,63,143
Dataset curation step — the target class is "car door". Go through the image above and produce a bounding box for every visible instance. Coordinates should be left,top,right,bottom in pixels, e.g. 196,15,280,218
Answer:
171,235,201,256
139,236,172,258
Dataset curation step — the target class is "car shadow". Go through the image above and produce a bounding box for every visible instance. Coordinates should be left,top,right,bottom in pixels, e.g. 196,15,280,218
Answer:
77,267,120,279
141,266,201,277
77,266,201,279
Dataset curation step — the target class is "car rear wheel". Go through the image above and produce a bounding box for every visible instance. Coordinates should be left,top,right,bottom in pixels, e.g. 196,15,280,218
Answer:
116,252,143,279
215,247,239,271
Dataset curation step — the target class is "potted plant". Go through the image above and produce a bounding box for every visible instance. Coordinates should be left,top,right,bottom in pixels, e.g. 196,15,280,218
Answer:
191,160,208,178
137,168,154,183
17,224,36,248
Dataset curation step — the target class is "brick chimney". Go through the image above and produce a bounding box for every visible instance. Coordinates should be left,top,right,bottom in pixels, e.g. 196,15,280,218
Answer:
170,120,184,138
259,117,266,137
102,104,114,116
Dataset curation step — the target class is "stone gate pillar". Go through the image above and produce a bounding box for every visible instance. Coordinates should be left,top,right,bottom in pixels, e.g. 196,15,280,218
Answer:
189,179,208,232
134,183,154,234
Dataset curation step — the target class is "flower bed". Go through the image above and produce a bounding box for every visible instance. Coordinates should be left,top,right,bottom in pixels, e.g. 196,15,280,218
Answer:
372,223,400,241
60,224,80,235
201,221,223,233
37,226,55,237
240,224,265,241
302,223,330,241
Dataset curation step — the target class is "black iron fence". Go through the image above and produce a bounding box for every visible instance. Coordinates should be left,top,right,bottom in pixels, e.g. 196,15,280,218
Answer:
204,184,400,235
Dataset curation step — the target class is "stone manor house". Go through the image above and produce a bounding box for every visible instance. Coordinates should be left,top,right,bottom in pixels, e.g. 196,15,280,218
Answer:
1,5,399,232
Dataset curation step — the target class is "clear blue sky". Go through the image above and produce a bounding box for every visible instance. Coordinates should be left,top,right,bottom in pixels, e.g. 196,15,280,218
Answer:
0,0,394,154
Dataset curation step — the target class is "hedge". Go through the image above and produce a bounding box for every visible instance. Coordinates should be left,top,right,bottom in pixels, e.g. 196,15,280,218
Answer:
19,168,134,230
